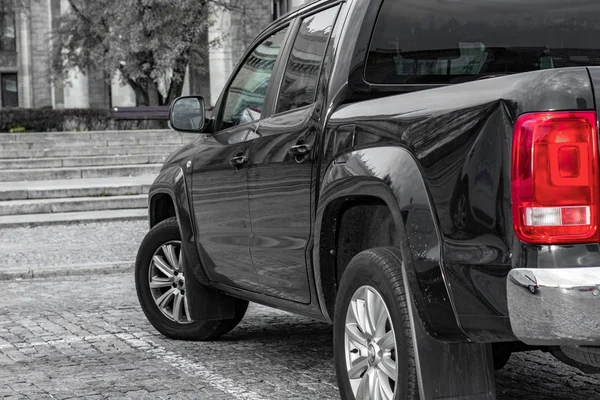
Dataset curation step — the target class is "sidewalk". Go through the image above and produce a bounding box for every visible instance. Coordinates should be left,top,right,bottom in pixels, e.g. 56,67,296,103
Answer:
0,220,147,280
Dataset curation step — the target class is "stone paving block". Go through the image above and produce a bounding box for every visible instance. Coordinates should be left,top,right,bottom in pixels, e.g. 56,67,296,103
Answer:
1,275,600,399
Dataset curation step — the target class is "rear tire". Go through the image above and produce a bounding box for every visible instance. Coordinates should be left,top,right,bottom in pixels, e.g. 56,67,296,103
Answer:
562,346,600,368
135,217,248,341
334,247,419,400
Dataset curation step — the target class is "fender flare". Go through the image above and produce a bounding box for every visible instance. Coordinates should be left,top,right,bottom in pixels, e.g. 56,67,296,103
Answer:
314,146,467,341
148,166,209,284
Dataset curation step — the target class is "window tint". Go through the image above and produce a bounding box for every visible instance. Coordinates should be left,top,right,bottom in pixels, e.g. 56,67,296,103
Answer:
367,0,600,85
1,74,18,108
220,28,288,130
275,6,338,114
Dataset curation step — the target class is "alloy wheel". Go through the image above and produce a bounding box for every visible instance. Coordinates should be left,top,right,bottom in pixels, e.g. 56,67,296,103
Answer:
148,240,193,324
344,285,397,400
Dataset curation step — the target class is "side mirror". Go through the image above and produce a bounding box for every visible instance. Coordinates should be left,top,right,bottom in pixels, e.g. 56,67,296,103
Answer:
169,96,205,133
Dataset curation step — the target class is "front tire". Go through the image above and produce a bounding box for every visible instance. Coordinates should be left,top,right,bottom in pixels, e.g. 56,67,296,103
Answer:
135,217,248,341
334,248,419,400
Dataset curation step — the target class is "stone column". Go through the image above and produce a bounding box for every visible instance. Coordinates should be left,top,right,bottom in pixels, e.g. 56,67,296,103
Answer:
17,8,33,108
111,71,136,107
182,31,212,105
60,0,89,109
63,67,89,108
47,0,56,108
289,0,307,10
208,7,233,106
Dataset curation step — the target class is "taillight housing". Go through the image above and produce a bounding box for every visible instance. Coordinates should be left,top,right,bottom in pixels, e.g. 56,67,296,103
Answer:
512,111,600,244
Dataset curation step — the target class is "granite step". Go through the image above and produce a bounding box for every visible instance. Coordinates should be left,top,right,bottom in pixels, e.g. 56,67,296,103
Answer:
0,164,162,182
0,145,183,159
0,208,148,228
0,129,195,142
0,154,168,170
0,176,155,201
0,194,148,216
0,137,189,150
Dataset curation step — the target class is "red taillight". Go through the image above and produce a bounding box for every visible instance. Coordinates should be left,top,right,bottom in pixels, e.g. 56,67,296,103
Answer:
512,111,599,244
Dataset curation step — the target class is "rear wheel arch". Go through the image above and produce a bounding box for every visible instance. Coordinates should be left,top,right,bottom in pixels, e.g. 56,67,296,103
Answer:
317,147,468,341
316,191,407,320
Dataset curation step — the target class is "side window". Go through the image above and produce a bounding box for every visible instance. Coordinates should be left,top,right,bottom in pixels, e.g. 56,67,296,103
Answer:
275,6,339,114
219,28,288,131
1,74,18,108
365,0,600,85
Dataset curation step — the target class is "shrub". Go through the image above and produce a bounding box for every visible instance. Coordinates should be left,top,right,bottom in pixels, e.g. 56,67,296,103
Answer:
9,126,25,133
0,108,168,132
0,108,111,132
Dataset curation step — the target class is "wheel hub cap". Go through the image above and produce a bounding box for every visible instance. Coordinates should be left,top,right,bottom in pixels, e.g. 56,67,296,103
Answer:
344,285,397,399
367,343,377,364
148,241,193,324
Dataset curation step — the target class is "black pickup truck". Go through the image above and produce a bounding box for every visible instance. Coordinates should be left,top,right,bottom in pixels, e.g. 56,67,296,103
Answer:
134,0,600,398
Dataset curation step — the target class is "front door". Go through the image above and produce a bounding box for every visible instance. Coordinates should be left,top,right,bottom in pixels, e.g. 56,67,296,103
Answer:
248,6,340,303
192,26,290,292
192,126,258,292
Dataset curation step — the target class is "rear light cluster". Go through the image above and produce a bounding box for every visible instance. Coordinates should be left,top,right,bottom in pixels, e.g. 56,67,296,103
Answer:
512,111,599,244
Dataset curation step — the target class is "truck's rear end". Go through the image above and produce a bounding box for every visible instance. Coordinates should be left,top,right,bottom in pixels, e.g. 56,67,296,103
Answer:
506,68,600,366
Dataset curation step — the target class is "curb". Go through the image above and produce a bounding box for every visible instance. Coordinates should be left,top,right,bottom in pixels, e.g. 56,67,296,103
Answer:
0,261,135,281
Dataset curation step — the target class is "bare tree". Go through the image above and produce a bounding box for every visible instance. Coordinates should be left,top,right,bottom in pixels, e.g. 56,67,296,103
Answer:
49,0,258,106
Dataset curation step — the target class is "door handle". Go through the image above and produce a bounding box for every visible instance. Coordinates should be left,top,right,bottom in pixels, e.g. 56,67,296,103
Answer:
288,144,312,157
229,155,248,169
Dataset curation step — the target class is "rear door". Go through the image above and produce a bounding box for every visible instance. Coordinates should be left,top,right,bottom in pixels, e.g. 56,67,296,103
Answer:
247,5,341,303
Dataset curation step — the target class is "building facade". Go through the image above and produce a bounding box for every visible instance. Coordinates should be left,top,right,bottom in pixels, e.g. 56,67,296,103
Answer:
0,0,309,110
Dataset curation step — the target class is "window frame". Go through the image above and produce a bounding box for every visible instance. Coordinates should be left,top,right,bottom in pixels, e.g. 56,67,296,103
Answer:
271,4,342,116
213,22,294,134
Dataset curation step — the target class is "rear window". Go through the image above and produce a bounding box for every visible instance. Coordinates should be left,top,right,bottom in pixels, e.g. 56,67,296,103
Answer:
366,0,600,85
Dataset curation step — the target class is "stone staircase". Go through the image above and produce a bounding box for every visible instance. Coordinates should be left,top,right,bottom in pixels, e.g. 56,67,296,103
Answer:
0,130,195,227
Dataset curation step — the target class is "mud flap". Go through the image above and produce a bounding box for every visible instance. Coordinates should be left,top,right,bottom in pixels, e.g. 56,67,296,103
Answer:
182,252,237,321
401,264,497,399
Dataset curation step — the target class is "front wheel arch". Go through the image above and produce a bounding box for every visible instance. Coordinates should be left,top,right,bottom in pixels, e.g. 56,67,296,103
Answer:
149,192,177,228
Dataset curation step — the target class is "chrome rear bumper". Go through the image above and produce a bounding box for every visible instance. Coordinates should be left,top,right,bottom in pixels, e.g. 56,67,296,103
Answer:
507,267,600,345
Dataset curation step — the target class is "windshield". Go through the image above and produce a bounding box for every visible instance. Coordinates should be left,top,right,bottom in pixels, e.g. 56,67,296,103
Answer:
366,0,600,84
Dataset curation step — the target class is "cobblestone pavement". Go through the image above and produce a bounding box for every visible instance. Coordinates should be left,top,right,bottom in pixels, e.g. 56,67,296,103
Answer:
1,275,600,399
